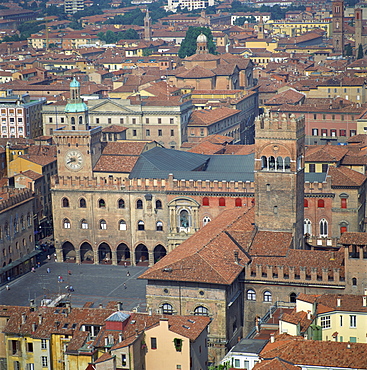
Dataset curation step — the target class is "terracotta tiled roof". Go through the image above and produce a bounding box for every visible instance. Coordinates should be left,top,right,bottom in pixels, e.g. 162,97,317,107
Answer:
260,337,367,368
249,231,292,256
265,88,305,106
101,141,149,156
329,166,366,187
339,231,367,245
280,310,312,332
313,294,367,314
253,357,301,370
93,155,138,173
139,208,254,285
188,141,225,155
102,125,127,133
176,65,216,79
188,107,240,126
18,154,56,167
16,170,43,181
305,145,349,163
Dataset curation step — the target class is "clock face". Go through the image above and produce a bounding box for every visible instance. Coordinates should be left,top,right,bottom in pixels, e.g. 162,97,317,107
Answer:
65,150,83,171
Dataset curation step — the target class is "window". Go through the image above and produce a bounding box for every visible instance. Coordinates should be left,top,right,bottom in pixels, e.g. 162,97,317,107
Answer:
290,292,297,303
62,197,69,207
350,315,357,328
136,199,143,209
219,197,226,207
202,197,209,206
162,303,173,314
318,199,325,208
340,129,346,136
98,199,106,208
203,216,211,226
27,342,33,352
322,164,328,172
120,118,124,124
63,219,71,229
108,118,111,124
146,129,150,136
194,306,209,316
132,118,136,124
341,198,347,209
170,129,174,136
79,198,86,208
100,220,107,230
14,361,20,370
121,354,127,366
41,356,48,367
304,219,312,235
304,199,308,207
119,220,127,230
155,200,162,209
151,337,157,349
352,277,357,286
118,199,125,209
96,118,100,124
319,218,328,237
312,128,318,136
309,164,315,173
263,291,272,302
313,114,317,120
146,118,149,124
235,198,242,207
340,315,343,326
247,289,256,301
331,129,337,137
138,220,145,230
133,129,137,136
158,129,162,136
350,130,356,136
41,339,47,349
323,114,326,120
81,219,88,229
158,118,162,124
234,359,240,367
320,315,331,329
49,117,53,123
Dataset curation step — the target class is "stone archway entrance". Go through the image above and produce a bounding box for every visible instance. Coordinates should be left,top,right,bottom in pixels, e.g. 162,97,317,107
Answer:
135,244,149,266
98,243,112,264
80,242,93,264
62,242,76,263
154,244,166,263
117,243,131,265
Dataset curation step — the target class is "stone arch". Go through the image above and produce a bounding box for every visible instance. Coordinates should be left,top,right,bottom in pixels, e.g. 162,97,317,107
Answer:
98,242,112,264
154,244,166,263
135,244,149,266
80,242,94,264
61,241,75,262
168,197,200,234
117,243,130,265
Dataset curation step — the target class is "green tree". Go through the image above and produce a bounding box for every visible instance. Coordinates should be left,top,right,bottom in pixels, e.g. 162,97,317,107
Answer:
122,28,139,40
178,27,216,58
357,44,364,59
234,16,256,26
344,43,353,56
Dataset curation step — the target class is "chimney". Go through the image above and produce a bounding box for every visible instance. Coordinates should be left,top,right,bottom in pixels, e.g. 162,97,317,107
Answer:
363,295,367,307
148,307,152,316
32,323,37,332
337,297,341,307
119,333,123,342
117,302,123,311
307,310,312,320
99,304,103,309
38,314,42,325
270,333,275,343
21,313,26,325
104,337,108,346
234,250,239,264
304,333,308,340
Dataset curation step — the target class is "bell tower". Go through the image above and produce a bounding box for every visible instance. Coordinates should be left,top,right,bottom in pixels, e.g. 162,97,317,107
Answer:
196,32,208,55
144,9,152,41
53,78,102,178
254,111,305,249
332,0,344,54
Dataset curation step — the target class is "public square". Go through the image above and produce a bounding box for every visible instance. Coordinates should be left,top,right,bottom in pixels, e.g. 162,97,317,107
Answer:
0,256,149,312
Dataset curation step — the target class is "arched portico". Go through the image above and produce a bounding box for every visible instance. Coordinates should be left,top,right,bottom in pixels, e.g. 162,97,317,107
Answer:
117,243,131,265
98,242,112,264
80,242,94,264
135,244,149,266
62,241,76,263
154,244,167,263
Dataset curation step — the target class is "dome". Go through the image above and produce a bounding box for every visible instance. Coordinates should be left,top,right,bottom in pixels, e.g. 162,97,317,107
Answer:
70,77,80,88
197,32,207,43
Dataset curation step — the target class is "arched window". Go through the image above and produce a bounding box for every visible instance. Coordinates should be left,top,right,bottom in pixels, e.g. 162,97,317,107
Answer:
138,220,145,230
276,156,284,171
202,197,209,206
318,199,325,208
63,219,71,229
27,213,31,227
20,216,25,230
4,223,9,237
304,219,312,235
304,199,308,208
13,219,18,234
136,199,143,209
119,220,127,231
235,198,242,207
79,116,83,125
290,292,297,303
71,116,75,125
194,306,209,316
203,216,211,226
98,199,106,208
319,218,328,237
247,289,256,301
219,197,226,207
261,156,267,170
352,277,357,286
156,221,163,231
118,199,125,209
155,200,162,209
269,156,275,170
100,220,107,230
79,198,86,208
284,157,291,171
180,210,190,228
62,197,69,208
263,291,272,302
81,219,88,229
162,303,173,315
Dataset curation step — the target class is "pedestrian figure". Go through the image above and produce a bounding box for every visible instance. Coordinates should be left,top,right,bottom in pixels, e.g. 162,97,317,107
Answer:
31,267,35,273
7,276,10,282
6,285,9,290
47,254,50,260
69,286,74,292
124,261,127,268
68,270,72,275
47,267,50,274
37,262,41,268
123,283,127,289
126,271,130,277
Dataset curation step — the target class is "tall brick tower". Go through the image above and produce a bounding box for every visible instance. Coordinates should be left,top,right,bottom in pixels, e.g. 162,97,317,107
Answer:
254,111,305,249
332,0,344,54
355,8,363,53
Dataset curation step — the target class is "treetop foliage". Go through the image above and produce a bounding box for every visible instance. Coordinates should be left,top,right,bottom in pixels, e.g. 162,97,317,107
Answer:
178,27,216,58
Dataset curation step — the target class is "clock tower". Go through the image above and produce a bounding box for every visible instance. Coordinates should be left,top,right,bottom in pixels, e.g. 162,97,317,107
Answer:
54,78,102,178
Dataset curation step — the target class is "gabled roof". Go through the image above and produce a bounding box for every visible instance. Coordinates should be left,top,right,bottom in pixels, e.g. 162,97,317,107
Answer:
329,166,366,187
305,145,349,163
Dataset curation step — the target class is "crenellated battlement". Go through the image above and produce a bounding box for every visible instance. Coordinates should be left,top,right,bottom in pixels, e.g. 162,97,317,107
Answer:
245,262,345,287
0,187,33,212
51,173,255,194
255,111,305,139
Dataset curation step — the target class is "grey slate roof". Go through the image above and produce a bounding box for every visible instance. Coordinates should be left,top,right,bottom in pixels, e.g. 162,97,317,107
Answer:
230,338,268,354
304,172,327,183
129,147,255,182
